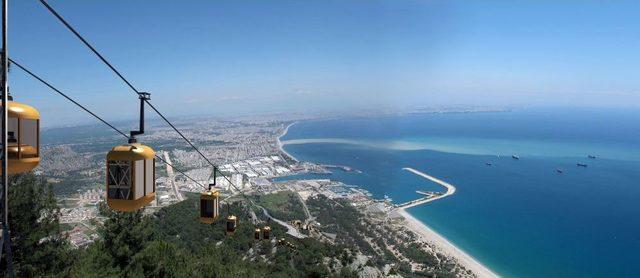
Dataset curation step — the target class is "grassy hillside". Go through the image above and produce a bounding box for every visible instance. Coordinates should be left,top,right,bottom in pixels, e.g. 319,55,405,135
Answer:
252,190,307,221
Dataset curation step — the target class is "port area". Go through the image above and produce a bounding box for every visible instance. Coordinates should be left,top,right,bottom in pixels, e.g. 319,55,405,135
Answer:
394,167,456,209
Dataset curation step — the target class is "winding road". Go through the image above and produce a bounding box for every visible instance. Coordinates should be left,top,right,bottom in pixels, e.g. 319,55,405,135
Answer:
257,205,308,238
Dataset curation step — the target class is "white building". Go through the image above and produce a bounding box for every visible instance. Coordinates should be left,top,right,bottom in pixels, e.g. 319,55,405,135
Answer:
215,176,230,191
232,173,245,190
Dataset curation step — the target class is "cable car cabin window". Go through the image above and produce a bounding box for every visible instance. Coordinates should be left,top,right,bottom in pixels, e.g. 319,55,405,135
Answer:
145,159,154,195
5,118,39,159
7,117,18,159
135,160,144,199
107,160,132,200
19,119,39,158
201,199,214,218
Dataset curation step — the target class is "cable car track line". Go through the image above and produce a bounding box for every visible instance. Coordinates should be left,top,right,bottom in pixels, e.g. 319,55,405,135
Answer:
9,58,129,139
38,0,141,96
153,152,205,190
145,101,217,168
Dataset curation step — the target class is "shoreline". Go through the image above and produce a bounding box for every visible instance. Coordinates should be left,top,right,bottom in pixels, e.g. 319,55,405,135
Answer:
278,122,299,162
397,208,498,278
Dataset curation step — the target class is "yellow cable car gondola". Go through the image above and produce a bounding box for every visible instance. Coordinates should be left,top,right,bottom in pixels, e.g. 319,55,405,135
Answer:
200,168,220,223
262,225,271,240
226,214,237,235
200,188,220,224
1,98,40,174
106,143,155,211
106,93,155,212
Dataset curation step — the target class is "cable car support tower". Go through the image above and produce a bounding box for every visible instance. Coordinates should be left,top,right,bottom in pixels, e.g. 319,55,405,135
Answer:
1,0,14,275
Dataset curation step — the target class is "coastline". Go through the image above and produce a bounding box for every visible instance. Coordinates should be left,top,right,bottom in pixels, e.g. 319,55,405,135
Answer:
278,122,299,162
397,208,498,278
277,120,497,277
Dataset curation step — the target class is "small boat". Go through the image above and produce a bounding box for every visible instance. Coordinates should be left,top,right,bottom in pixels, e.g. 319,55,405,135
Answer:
577,163,588,167
512,154,520,160
556,168,563,173
485,162,492,166
588,155,597,159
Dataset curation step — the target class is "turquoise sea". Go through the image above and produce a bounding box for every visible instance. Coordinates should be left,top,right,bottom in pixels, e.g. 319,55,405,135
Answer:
278,108,640,277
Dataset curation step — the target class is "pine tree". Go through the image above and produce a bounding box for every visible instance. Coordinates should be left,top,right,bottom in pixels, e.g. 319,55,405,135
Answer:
70,204,156,276
1,173,72,277
99,207,155,270
126,240,197,277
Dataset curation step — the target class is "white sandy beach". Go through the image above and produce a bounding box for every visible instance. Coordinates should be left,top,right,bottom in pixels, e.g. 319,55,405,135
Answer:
397,208,498,278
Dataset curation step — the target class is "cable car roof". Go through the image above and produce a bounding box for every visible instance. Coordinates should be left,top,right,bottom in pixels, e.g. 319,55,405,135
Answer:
107,143,155,161
1,101,40,119
201,189,220,198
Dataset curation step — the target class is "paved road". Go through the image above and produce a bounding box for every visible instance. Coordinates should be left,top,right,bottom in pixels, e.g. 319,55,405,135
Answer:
257,205,307,238
295,192,314,226
163,151,183,201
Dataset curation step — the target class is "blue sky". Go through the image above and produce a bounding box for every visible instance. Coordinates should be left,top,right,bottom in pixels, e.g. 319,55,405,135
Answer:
7,0,640,126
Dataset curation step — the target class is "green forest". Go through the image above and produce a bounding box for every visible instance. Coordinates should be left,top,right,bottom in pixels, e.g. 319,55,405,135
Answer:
0,173,462,277
0,174,361,277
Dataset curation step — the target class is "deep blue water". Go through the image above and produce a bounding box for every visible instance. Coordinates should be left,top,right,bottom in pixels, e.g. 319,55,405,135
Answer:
280,108,640,277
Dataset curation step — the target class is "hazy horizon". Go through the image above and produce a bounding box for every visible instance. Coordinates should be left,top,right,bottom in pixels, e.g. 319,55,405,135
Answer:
8,0,640,126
